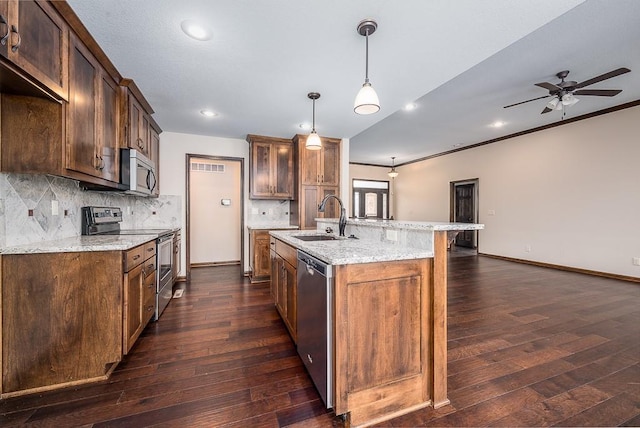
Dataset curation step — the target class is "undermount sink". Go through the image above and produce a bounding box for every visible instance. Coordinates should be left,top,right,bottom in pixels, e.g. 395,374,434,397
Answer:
294,234,338,242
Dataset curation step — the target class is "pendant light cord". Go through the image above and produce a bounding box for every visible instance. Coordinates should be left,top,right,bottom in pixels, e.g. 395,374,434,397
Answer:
312,98,316,132
364,29,370,83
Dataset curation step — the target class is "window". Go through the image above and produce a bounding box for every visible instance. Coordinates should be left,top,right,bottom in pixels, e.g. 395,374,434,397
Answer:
352,179,390,219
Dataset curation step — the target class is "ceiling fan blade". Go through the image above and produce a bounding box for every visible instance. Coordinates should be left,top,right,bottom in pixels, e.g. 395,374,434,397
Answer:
574,67,631,89
503,94,551,109
535,82,560,92
541,106,553,114
573,89,622,97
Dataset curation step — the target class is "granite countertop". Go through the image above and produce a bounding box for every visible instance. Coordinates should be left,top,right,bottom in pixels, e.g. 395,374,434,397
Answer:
270,230,433,265
1,234,163,255
319,218,485,231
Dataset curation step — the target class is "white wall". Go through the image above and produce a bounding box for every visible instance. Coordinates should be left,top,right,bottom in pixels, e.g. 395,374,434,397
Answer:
392,106,640,278
160,132,250,273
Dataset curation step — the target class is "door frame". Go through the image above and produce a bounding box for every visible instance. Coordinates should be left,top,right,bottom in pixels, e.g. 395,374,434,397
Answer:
185,154,245,281
449,178,479,249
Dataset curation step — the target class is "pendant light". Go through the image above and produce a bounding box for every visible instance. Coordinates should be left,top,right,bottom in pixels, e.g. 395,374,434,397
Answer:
354,19,380,115
306,92,322,150
388,157,399,178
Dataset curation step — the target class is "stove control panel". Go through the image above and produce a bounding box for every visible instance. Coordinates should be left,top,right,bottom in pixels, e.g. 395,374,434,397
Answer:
81,206,123,235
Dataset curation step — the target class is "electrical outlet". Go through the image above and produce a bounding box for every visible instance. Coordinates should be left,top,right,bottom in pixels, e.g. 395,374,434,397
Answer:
633,257,640,266
51,200,59,216
525,245,532,252
386,229,398,241
488,209,496,216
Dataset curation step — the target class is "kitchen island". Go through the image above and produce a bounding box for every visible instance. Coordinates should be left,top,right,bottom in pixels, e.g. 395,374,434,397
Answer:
270,219,483,427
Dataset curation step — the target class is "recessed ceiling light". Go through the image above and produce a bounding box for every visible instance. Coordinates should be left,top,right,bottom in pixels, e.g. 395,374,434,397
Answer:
299,123,311,130
200,109,217,117
181,20,212,41
404,103,417,111
490,121,506,128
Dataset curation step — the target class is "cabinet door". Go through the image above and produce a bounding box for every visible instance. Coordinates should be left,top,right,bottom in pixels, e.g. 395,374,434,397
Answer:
128,95,147,154
320,140,340,186
254,233,271,279
276,256,287,316
320,186,340,219
5,0,68,99
251,142,273,197
272,143,293,198
301,185,320,230
124,262,144,354
98,71,119,182
149,126,160,196
283,259,297,341
270,248,278,303
300,145,321,185
67,33,99,177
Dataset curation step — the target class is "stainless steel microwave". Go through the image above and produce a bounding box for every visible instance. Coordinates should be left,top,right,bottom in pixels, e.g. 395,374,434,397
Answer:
120,149,157,196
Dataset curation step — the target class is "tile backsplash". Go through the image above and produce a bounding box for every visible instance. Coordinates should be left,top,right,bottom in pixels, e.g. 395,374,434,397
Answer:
247,199,291,225
0,173,181,249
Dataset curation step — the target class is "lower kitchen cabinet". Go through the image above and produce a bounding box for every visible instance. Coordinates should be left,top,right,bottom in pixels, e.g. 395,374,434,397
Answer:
249,227,297,283
0,239,157,398
270,237,297,342
1,251,123,397
123,241,157,354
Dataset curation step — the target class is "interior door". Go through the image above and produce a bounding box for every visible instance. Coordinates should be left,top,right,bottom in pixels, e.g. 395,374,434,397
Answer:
454,183,475,248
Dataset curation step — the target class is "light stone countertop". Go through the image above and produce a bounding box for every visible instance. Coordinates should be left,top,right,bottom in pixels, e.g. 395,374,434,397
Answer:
1,234,162,255
318,218,485,231
269,230,433,265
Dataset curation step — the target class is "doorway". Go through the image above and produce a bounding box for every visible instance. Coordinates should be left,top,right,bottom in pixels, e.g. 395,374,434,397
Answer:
185,154,244,281
450,179,478,252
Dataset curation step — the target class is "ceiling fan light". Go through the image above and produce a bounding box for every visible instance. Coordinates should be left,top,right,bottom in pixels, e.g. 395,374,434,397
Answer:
306,131,322,150
562,93,579,106
354,82,380,115
547,97,560,110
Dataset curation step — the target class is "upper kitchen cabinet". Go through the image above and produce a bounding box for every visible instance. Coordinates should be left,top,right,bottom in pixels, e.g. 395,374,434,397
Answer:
247,134,294,200
295,134,341,187
0,0,69,100
66,31,119,183
120,78,154,159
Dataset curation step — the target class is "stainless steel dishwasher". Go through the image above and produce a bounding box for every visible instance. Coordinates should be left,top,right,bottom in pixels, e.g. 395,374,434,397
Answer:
296,250,333,408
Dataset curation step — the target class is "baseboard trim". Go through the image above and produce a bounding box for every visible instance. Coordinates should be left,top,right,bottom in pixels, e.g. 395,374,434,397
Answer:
191,261,240,268
480,253,640,283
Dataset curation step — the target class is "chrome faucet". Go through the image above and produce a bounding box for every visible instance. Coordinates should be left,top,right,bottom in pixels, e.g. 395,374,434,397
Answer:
318,194,347,237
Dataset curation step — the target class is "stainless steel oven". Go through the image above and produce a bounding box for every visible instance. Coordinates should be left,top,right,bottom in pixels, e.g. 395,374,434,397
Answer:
155,232,174,320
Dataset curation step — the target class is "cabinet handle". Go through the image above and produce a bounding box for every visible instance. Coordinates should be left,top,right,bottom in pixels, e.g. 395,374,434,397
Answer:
147,263,154,271
99,156,105,170
10,25,20,52
321,174,324,183
133,255,141,261
0,15,8,46
146,305,154,312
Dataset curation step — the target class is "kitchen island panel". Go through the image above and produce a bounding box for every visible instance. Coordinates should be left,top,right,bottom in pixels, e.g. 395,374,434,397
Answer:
334,257,433,426
1,251,122,396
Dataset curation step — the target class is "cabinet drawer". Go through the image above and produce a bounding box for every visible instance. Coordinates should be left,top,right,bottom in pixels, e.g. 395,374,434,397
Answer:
143,241,156,258
275,239,297,267
143,269,156,300
125,245,145,271
143,256,156,279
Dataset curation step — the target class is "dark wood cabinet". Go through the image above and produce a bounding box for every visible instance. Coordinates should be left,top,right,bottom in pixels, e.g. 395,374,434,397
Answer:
123,241,156,354
270,238,297,342
0,0,69,100
66,32,119,183
292,134,341,229
121,78,154,159
249,229,271,282
149,117,161,196
1,251,122,396
247,135,294,199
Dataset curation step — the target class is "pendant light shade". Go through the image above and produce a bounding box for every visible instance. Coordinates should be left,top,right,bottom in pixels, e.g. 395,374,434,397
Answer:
306,92,322,150
388,156,398,178
354,19,380,115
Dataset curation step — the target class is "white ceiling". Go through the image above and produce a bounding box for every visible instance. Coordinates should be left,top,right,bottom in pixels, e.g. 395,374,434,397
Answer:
66,0,640,167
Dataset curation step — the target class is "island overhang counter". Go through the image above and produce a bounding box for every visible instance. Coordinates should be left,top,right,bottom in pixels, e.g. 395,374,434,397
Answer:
269,219,484,427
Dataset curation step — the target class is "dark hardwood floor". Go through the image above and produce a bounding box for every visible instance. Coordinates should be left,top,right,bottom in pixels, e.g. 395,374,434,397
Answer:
1,256,638,427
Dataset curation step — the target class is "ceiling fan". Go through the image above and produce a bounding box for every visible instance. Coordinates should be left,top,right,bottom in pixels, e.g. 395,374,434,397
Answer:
504,67,631,114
